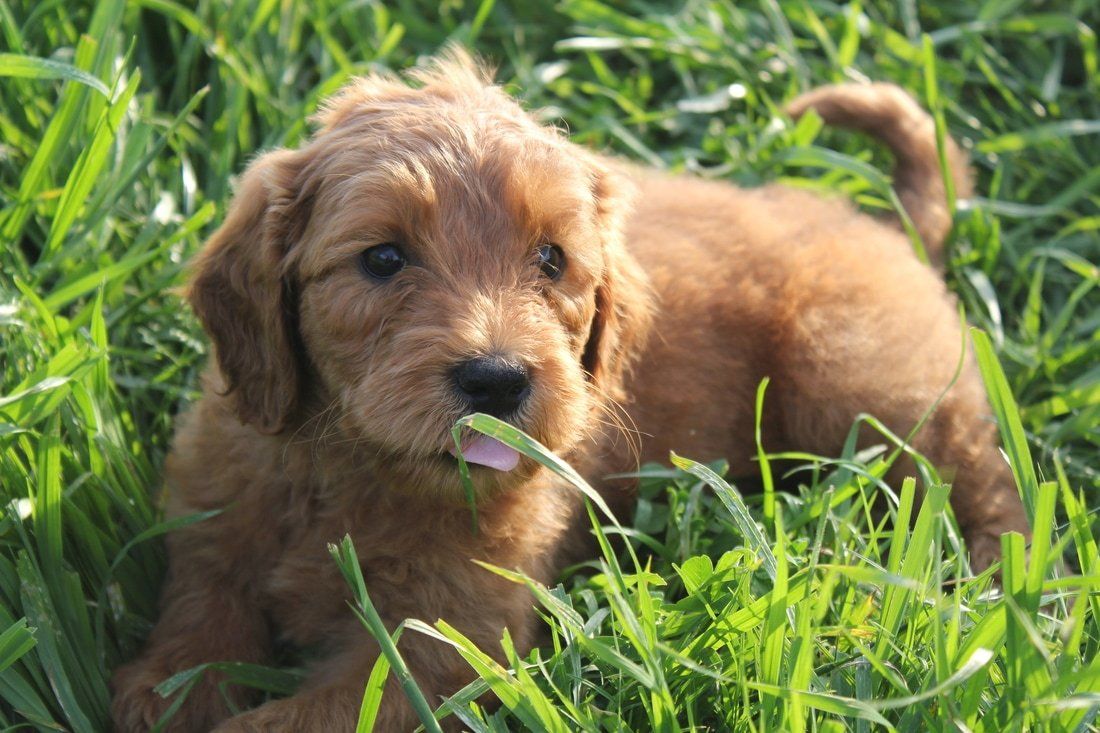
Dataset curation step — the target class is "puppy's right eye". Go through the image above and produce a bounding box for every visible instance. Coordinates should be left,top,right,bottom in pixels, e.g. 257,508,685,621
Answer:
537,244,565,281
359,244,406,280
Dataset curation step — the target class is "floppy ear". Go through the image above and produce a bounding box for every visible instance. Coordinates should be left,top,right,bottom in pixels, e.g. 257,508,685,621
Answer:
581,165,654,400
187,149,312,433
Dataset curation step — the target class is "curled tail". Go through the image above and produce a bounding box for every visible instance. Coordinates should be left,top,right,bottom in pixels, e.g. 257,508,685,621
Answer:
786,83,973,268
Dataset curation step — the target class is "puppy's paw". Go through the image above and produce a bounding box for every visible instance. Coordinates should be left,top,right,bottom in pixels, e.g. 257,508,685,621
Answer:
210,707,280,732
966,531,1007,576
211,688,362,733
111,658,229,733
111,659,173,733
211,698,310,733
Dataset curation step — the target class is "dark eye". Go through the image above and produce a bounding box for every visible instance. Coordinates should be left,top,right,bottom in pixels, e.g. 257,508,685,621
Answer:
537,244,565,280
359,243,406,279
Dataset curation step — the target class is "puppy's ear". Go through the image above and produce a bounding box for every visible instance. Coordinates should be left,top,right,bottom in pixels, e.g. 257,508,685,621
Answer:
188,149,312,433
581,165,653,399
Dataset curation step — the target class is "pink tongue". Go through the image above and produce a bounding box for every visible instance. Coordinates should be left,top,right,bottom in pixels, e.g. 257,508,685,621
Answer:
451,435,520,472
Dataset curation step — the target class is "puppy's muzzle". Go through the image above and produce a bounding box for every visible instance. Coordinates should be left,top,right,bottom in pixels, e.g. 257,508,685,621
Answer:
453,355,531,418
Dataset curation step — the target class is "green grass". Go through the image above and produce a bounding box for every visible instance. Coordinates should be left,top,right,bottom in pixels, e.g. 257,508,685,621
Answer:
1,0,1098,730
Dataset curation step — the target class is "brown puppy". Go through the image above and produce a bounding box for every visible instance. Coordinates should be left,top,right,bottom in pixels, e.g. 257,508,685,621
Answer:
111,51,1029,731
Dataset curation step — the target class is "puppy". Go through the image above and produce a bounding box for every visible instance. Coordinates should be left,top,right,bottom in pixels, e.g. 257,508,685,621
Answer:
111,51,1029,731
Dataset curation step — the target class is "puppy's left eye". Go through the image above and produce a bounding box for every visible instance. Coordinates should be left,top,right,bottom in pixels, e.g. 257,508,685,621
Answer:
359,243,407,280
537,244,565,281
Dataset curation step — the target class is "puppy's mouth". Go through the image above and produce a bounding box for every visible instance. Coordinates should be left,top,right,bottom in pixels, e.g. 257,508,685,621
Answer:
446,434,521,472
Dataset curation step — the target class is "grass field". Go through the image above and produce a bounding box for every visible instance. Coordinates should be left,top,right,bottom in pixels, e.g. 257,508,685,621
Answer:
1,0,1098,730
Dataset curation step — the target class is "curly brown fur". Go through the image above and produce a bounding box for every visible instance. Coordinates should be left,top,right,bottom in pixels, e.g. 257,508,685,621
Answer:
112,50,1029,732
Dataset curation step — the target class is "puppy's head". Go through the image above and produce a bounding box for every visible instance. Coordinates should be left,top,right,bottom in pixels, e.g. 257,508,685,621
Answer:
189,49,651,497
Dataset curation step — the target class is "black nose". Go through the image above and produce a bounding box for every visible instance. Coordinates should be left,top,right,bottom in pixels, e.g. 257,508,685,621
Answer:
453,356,531,417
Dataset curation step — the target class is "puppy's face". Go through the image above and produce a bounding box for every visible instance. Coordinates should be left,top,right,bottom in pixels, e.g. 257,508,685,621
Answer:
293,89,606,494
189,54,648,498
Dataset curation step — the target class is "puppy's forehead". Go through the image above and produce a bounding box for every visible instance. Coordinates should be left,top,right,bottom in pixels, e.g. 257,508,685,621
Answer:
296,99,603,278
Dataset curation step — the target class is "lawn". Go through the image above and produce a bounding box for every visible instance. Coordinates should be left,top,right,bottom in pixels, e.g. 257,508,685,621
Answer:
1,0,1098,730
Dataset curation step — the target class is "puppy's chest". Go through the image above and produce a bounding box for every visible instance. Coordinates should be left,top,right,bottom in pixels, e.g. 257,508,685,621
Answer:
259,510,438,647
261,532,346,645
257,482,566,647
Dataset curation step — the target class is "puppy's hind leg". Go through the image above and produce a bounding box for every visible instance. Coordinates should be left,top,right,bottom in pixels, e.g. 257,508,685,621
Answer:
770,249,1029,572
781,82,1029,569
912,377,1032,571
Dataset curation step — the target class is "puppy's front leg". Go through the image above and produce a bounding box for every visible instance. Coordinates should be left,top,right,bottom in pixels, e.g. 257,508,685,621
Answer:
111,515,274,732
211,622,476,733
